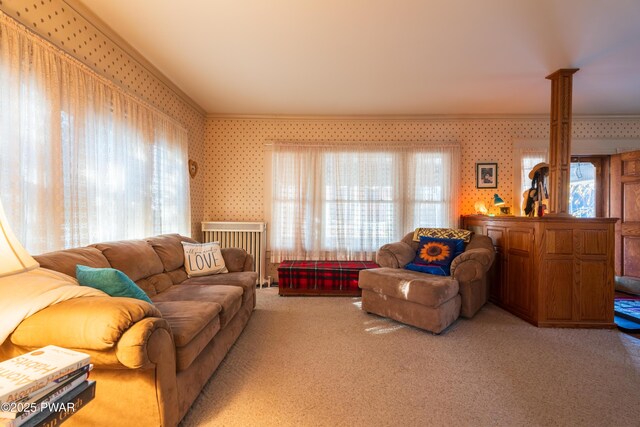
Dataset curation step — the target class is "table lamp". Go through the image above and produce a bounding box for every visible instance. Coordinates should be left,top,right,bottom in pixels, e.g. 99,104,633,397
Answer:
493,193,512,215
0,198,39,278
474,201,488,215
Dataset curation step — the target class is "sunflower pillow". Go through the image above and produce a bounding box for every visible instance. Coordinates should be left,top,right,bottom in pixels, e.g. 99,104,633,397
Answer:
404,236,465,276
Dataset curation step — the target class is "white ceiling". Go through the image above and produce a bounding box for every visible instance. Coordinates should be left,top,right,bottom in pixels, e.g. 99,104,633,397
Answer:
76,0,640,116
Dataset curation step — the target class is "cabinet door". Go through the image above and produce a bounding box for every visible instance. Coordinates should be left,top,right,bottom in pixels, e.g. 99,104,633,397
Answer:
486,227,506,303
505,228,535,320
577,228,613,322
540,225,614,325
540,228,575,321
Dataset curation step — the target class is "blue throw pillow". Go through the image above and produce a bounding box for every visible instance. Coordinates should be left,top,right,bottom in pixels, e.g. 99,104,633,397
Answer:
76,265,153,303
404,236,465,276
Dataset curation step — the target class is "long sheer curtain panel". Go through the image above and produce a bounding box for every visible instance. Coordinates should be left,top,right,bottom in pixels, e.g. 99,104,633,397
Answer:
270,142,460,262
0,14,190,254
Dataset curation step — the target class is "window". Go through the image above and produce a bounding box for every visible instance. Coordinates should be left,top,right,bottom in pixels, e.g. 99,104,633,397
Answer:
517,149,606,218
569,161,596,217
0,16,190,254
270,143,460,262
515,150,547,215
569,156,606,218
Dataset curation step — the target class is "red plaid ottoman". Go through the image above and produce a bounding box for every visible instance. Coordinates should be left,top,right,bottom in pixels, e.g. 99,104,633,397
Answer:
278,260,379,296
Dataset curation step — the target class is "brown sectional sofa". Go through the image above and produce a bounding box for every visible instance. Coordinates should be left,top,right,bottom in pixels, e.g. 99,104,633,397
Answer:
359,232,495,333
0,234,256,427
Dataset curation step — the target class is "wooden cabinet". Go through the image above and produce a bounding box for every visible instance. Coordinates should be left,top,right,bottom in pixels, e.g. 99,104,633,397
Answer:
462,215,616,328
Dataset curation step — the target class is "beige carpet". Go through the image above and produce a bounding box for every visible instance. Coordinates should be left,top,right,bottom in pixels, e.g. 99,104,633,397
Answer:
181,288,640,427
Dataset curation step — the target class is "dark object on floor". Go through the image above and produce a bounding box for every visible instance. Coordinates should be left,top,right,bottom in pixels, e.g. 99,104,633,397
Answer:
614,298,640,332
614,315,640,332
278,260,378,296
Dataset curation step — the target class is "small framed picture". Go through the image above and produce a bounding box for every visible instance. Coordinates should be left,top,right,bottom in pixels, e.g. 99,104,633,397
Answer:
499,206,511,215
476,163,498,189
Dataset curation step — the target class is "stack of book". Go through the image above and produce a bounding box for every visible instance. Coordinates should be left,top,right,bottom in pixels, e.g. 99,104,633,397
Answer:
0,346,96,427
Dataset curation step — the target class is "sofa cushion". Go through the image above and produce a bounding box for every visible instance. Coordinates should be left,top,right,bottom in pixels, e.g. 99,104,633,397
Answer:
220,247,251,273
92,240,164,282
405,236,465,276
359,268,459,307
76,265,153,303
135,273,174,297
154,301,222,371
146,234,196,272
135,278,158,297
167,268,189,285
146,273,174,294
182,271,257,304
151,285,242,328
181,241,228,277
34,247,110,278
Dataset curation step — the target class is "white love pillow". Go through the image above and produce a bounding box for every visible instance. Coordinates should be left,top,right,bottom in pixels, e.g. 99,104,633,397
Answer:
181,241,228,277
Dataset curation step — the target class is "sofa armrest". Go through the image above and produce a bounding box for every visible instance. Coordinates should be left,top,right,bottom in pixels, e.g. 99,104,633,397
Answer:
376,242,415,268
115,317,173,369
9,296,172,369
221,247,254,272
450,247,495,318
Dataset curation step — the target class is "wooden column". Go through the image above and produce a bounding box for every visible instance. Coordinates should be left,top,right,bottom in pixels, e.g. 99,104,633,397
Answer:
546,68,579,216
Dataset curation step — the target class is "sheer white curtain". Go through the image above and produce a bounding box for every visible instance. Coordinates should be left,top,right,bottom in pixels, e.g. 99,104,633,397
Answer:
0,14,190,254
513,148,548,215
270,143,460,262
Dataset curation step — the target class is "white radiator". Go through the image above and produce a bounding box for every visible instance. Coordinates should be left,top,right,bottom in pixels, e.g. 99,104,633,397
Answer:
201,222,267,287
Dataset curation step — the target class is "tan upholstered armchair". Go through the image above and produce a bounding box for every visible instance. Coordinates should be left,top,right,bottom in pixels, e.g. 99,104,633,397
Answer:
358,232,495,333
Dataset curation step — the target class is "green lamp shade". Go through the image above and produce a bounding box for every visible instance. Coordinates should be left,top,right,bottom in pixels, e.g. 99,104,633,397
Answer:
493,193,505,206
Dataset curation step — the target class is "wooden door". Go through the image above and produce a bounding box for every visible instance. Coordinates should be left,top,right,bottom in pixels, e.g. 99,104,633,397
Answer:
610,151,640,279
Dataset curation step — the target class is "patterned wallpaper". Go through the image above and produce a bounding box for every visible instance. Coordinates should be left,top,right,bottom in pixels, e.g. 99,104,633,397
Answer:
204,117,640,219
204,117,640,279
0,1,206,239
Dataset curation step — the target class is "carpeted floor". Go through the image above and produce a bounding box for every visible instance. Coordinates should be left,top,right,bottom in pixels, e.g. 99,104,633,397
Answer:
181,288,640,427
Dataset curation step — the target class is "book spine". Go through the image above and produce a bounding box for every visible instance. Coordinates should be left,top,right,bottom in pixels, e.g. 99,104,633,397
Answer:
26,381,95,427
0,360,89,405
0,380,94,427
10,364,92,407
51,364,92,385
0,373,89,419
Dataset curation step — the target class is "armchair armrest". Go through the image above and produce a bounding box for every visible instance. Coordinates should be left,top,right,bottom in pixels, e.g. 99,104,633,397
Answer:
450,248,494,280
221,248,254,272
9,296,172,369
376,241,416,268
449,247,495,318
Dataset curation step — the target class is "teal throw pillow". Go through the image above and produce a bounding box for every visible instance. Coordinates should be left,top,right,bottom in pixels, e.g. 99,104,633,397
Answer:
76,265,153,303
